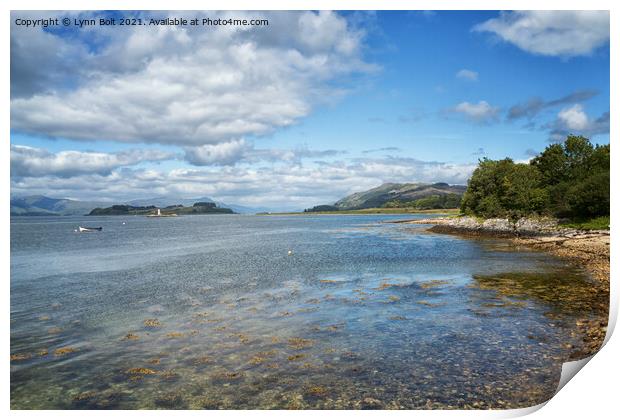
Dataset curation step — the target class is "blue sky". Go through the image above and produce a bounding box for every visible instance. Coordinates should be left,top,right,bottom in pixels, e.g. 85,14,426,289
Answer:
10,11,610,210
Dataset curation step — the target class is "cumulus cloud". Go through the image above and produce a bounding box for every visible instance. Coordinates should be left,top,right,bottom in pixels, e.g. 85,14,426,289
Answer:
473,11,610,57
557,104,589,130
11,24,82,97
11,11,377,147
507,89,598,120
184,140,251,166
452,100,499,123
456,69,478,81
548,104,609,142
11,145,176,178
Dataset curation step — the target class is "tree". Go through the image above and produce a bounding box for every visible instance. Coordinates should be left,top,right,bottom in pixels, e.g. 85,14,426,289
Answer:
462,136,609,220
499,164,548,219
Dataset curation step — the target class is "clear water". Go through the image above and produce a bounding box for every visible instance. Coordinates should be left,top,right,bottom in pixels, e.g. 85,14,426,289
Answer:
10,214,595,409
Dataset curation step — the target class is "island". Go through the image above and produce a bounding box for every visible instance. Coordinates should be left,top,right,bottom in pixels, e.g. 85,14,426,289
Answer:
88,202,234,216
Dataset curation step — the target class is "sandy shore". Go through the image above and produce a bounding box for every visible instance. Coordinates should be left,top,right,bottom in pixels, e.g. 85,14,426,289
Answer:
397,216,610,359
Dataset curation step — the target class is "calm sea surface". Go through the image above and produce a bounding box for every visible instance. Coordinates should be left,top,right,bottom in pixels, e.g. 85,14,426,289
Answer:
10,214,594,409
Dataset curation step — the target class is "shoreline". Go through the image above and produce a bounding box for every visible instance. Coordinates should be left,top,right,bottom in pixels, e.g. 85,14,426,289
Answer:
399,216,610,359
259,208,460,216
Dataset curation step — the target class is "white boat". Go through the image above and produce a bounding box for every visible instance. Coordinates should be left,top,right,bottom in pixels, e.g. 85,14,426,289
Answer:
78,226,102,232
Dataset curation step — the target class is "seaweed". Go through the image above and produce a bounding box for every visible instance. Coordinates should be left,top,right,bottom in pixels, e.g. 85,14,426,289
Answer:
305,385,328,397
288,338,314,350
419,279,451,289
10,353,32,362
126,367,157,375
193,356,213,365
53,347,77,357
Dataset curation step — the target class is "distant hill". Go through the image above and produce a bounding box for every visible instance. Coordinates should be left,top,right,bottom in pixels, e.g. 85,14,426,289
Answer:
305,182,467,212
126,196,214,208
10,195,110,216
88,202,234,216
11,195,264,216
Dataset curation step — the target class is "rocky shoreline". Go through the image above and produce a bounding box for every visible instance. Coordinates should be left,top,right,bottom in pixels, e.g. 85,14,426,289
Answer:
397,216,610,359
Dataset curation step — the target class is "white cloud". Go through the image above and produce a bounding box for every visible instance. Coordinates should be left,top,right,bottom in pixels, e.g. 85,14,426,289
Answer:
11,11,377,147
557,104,589,130
549,105,609,142
473,11,609,57
453,100,499,123
184,140,251,166
456,69,478,81
11,155,476,211
183,140,346,166
11,145,176,178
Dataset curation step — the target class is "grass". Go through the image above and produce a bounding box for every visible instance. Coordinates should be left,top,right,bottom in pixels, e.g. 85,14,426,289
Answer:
262,208,461,216
559,216,609,230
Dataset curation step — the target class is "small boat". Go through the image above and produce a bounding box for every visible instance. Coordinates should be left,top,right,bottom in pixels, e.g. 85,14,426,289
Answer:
78,226,102,232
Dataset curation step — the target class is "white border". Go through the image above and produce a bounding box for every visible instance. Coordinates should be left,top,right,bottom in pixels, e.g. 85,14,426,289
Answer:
2,1,617,419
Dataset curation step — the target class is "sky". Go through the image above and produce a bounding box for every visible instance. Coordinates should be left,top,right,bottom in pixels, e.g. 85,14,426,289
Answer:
10,10,610,211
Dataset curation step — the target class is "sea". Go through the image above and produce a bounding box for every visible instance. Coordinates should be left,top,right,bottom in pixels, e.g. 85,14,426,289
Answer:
10,214,598,409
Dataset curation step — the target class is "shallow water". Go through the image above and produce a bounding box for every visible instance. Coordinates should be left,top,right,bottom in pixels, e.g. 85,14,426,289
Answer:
10,214,599,409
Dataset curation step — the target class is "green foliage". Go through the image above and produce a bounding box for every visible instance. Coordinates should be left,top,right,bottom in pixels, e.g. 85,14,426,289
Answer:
383,193,461,210
462,136,609,221
566,171,610,217
559,216,610,231
304,205,340,212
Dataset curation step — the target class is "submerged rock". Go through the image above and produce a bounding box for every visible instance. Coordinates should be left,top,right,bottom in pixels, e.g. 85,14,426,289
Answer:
154,393,186,409
143,318,162,328
360,397,383,409
73,391,96,401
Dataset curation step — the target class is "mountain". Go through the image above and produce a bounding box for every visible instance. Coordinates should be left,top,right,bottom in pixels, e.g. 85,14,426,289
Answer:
215,202,271,214
126,196,214,208
10,195,111,216
306,182,467,211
